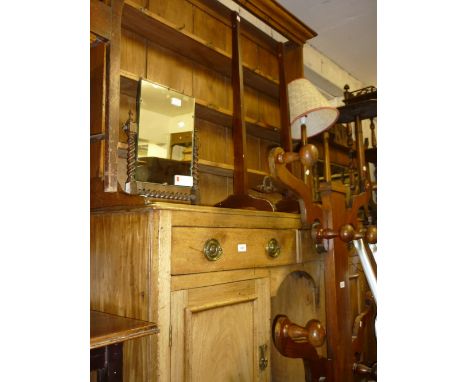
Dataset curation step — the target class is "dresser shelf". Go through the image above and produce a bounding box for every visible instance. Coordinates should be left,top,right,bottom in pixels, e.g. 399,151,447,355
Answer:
122,0,279,98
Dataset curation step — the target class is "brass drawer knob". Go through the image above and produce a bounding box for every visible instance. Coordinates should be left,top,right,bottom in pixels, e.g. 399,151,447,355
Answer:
266,238,280,258
203,239,223,261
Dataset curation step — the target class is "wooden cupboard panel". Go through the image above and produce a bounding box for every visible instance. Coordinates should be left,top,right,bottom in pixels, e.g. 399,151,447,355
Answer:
244,85,259,122
170,290,189,381
198,172,229,206
147,40,193,96
187,278,256,307
193,62,231,112
90,210,155,382
148,0,194,33
188,301,254,381
258,45,279,82
197,119,227,164
120,28,146,77
90,41,106,135
258,92,280,128
123,337,152,382
171,279,270,381
91,141,104,179
193,6,231,55
90,211,151,320
171,227,297,274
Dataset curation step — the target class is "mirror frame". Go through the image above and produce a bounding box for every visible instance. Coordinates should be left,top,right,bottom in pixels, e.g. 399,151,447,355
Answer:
123,79,199,204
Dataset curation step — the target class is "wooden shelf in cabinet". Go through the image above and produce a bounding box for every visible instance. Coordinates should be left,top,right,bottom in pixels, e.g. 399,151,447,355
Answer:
195,100,233,128
198,159,269,179
243,66,279,98
122,0,279,98
120,69,139,96
245,117,280,141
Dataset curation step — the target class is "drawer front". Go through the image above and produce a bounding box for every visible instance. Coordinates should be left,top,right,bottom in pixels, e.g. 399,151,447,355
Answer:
172,227,297,274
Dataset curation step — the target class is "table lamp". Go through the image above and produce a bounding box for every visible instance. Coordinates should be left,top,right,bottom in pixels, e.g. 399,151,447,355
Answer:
287,78,339,197
288,77,339,143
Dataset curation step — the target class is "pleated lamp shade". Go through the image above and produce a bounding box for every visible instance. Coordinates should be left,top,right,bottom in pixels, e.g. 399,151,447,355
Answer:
288,78,339,140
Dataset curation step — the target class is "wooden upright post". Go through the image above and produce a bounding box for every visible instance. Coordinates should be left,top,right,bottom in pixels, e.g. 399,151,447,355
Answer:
320,187,354,382
231,11,248,195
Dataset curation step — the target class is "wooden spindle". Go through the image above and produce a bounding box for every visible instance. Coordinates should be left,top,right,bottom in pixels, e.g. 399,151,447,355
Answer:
370,118,377,148
323,131,331,183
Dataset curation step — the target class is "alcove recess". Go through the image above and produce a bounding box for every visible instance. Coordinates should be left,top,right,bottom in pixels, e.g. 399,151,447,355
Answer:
116,0,316,206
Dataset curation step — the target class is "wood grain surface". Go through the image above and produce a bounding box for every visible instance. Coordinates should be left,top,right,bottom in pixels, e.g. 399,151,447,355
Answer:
91,310,158,349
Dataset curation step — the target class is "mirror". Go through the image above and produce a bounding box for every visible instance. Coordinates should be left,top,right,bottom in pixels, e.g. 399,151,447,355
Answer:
136,79,195,187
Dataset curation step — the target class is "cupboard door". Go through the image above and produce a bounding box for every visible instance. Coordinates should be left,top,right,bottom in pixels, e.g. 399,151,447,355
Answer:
171,278,271,381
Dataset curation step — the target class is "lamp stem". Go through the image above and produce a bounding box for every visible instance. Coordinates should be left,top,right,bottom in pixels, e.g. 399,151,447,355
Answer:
323,131,332,183
301,123,316,201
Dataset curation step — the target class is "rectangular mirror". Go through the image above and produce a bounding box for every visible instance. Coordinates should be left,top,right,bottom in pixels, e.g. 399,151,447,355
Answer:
136,79,195,187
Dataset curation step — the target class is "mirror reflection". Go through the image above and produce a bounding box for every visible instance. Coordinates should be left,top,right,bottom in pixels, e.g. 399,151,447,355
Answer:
136,79,195,186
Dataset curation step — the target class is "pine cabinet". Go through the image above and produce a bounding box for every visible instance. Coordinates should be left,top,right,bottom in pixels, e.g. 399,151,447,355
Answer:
90,202,325,381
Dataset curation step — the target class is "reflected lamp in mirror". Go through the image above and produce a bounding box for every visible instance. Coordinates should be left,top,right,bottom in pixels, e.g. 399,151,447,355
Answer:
125,78,197,203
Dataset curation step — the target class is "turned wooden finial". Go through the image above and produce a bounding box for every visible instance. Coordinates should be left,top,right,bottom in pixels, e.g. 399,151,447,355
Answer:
366,226,377,244
339,224,361,242
344,84,350,100
299,144,319,167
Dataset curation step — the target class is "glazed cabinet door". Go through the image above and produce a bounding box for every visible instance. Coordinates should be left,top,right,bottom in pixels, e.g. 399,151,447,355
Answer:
170,278,271,381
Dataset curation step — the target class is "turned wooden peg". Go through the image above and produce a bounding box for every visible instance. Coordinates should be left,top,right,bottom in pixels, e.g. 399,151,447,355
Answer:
339,224,363,242
311,222,338,242
317,227,339,241
276,151,299,165
274,315,326,349
286,320,326,348
299,144,319,167
353,362,376,378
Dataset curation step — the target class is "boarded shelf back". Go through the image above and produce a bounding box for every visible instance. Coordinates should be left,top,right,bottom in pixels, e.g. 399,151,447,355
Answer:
122,0,278,98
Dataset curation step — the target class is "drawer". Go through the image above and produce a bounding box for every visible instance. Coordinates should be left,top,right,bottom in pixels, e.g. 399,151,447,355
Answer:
171,227,297,274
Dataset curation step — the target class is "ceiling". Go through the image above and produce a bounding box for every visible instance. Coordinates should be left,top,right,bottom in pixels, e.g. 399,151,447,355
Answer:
277,0,376,87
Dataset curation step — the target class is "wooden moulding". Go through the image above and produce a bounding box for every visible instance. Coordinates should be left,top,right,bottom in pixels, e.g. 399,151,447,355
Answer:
90,0,112,41
233,0,317,45
121,0,279,98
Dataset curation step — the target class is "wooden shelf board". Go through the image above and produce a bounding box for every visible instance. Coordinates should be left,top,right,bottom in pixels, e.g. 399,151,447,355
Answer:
195,101,233,128
122,0,279,98
199,159,268,178
120,70,139,97
244,66,279,98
